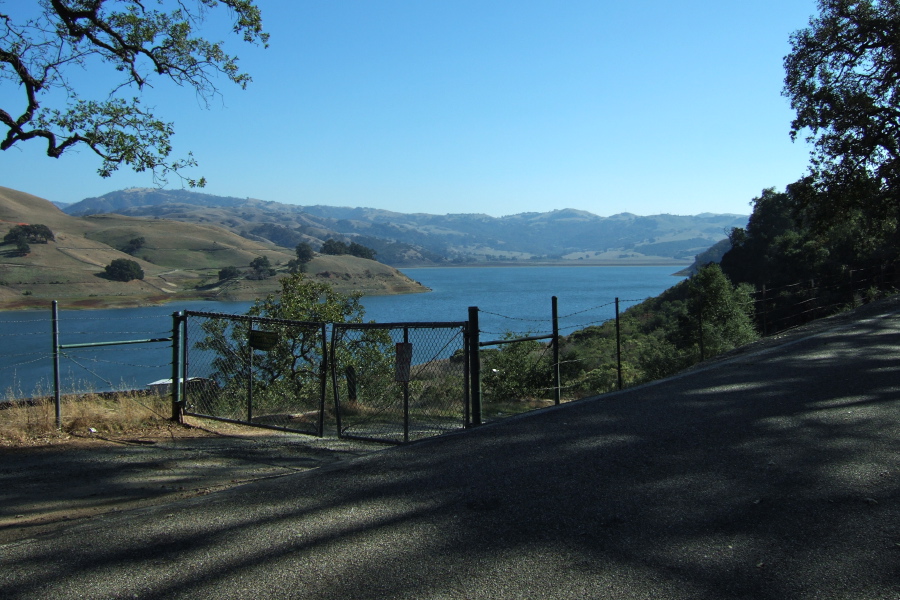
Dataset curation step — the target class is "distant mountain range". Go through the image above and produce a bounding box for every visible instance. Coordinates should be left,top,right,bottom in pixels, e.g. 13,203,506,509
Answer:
64,188,748,267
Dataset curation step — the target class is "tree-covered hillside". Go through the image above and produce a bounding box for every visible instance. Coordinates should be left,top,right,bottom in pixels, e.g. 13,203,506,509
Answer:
561,0,900,397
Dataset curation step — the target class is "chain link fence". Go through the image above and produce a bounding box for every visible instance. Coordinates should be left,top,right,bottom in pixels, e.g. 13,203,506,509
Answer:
182,311,328,435
331,322,469,443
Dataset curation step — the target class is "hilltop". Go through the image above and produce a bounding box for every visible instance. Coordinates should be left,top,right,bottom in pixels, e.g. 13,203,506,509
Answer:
64,188,748,266
0,187,427,310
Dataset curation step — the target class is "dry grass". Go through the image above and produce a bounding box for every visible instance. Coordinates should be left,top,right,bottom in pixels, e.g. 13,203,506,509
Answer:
0,391,173,446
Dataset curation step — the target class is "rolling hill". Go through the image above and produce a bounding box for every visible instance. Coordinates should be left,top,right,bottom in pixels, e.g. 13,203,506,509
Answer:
0,187,427,310
64,188,748,266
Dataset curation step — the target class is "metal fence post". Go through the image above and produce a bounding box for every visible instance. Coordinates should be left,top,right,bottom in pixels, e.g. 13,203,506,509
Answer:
615,297,623,390
463,324,471,427
403,326,410,443
318,323,327,437
51,300,61,429
171,311,183,423
468,306,482,426
247,317,254,423
552,296,560,405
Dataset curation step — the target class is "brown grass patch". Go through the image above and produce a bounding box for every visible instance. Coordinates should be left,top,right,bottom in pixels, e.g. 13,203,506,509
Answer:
0,391,172,446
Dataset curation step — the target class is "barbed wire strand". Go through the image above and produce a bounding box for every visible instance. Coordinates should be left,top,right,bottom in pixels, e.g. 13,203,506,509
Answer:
57,352,168,418
0,354,50,371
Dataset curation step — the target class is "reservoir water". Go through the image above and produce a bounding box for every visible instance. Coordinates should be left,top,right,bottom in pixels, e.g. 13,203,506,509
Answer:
0,266,685,397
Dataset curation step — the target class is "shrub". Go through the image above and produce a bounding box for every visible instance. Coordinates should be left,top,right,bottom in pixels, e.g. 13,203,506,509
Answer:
4,224,54,244
122,237,146,255
482,334,553,402
104,258,144,282
247,256,275,279
218,265,241,281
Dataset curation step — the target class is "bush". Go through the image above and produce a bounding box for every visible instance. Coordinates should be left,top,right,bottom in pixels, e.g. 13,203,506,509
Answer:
3,224,54,244
482,335,552,402
122,237,146,255
218,265,241,281
248,256,275,279
104,258,144,282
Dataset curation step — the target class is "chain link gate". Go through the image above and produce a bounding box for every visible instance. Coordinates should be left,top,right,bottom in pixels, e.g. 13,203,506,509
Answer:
330,322,469,443
181,311,328,435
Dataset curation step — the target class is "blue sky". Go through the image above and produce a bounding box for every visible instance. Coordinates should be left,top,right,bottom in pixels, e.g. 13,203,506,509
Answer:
1,0,818,217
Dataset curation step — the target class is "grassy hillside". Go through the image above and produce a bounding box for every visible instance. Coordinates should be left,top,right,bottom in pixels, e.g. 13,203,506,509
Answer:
65,188,746,266
0,187,427,310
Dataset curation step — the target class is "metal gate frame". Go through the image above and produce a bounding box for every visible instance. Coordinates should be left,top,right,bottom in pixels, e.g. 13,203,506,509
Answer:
330,321,470,444
179,310,329,436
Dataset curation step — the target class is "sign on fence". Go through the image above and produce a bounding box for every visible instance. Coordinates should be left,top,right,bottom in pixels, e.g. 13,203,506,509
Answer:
395,342,412,383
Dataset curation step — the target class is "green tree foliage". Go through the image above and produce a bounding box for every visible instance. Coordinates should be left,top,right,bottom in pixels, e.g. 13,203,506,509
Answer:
784,0,900,245
348,242,376,260
482,335,553,402
0,1,268,186
3,224,54,244
561,265,757,396
104,258,144,281
682,264,758,359
320,239,347,256
13,239,30,256
295,242,315,263
288,242,315,273
194,274,393,419
218,265,241,281
320,238,377,260
718,180,897,334
247,255,274,279
122,237,146,255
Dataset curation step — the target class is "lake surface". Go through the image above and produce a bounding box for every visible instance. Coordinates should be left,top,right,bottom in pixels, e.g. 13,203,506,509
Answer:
0,266,685,397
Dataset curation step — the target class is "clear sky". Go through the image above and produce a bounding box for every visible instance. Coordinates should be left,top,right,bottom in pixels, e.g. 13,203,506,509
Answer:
1,0,819,217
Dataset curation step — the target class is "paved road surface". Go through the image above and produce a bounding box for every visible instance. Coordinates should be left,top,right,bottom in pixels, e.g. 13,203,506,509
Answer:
2,299,900,599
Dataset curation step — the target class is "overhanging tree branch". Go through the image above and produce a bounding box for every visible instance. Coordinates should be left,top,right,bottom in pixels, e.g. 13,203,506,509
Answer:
0,0,268,186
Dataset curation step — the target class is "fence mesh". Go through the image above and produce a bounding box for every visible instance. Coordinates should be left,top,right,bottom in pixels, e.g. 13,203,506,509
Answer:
331,322,468,443
183,311,327,435
479,335,558,422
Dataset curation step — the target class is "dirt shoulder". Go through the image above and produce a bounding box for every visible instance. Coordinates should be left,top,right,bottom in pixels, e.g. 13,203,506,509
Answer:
0,418,384,544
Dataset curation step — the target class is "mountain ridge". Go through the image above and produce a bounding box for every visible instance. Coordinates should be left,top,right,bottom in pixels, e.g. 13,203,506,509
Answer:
65,188,747,266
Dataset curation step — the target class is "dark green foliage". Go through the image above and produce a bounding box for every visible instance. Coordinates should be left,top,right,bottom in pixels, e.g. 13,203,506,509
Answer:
248,256,274,279
321,239,348,255
719,179,900,334
0,1,267,186
4,224,54,244
195,274,392,418
561,265,758,396
784,1,900,255
104,259,144,282
288,242,315,273
321,239,377,260
349,242,376,260
785,0,900,185
218,266,241,281
482,336,553,402
295,242,315,263
683,264,758,359
122,237,146,255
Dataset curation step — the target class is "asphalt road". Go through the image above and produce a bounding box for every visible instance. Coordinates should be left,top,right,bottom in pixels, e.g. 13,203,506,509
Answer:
3,298,900,599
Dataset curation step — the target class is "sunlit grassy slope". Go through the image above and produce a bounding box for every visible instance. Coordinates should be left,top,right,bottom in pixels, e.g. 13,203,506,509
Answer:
0,187,426,309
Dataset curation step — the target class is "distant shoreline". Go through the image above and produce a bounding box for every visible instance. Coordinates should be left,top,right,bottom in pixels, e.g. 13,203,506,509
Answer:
401,260,691,269
0,261,691,312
